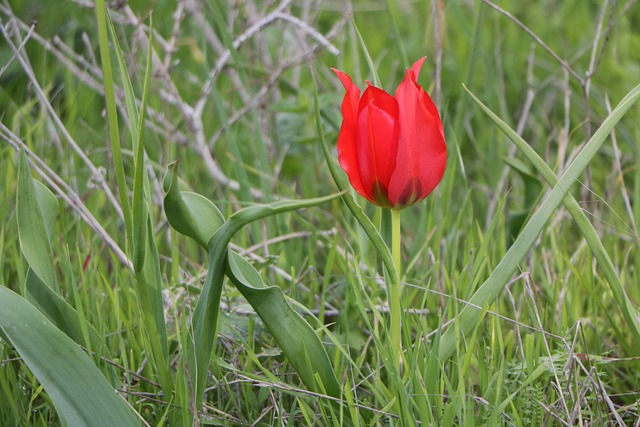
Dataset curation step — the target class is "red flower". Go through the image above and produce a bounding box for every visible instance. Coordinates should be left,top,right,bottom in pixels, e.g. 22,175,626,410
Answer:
332,57,446,209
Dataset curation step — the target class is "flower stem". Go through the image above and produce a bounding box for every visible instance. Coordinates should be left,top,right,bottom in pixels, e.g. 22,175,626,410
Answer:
390,208,402,370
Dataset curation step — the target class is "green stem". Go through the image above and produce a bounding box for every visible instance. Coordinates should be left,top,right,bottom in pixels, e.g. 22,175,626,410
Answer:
390,208,402,370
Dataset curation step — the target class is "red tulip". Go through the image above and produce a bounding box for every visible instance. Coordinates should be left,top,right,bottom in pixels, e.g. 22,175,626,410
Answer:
332,57,446,209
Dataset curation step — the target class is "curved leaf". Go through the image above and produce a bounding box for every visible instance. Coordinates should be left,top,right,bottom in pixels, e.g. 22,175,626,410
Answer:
25,269,109,357
34,179,58,240
227,250,341,397
184,191,343,408
17,152,109,355
163,161,343,406
17,151,58,291
0,286,140,427
163,161,225,248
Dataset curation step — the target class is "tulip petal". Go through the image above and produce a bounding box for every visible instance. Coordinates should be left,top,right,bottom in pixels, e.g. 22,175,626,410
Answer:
332,68,367,197
356,104,398,206
390,57,447,207
354,84,400,206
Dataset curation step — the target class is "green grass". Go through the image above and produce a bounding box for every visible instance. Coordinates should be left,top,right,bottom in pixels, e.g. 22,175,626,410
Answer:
2,0,640,425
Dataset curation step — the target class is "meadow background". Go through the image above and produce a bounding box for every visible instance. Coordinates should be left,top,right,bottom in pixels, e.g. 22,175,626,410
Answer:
1,0,640,425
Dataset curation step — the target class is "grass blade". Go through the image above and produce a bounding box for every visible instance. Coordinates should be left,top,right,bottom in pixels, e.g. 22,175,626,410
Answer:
438,82,640,361
350,17,381,87
463,84,640,345
95,0,132,243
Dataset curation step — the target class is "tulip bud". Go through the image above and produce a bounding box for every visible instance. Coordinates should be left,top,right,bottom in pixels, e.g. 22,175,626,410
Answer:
332,57,446,209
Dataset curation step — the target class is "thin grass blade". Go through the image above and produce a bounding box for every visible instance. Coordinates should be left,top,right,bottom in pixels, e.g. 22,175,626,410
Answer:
95,0,132,242
463,85,640,344
438,82,640,361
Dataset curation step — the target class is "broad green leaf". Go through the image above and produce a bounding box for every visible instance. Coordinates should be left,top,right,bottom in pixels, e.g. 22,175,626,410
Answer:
25,269,109,357
17,151,58,291
460,84,640,345
437,82,640,361
0,286,140,427
227,250,341,397
17,152,110,357
163,161,226,247
171,189,341,407
33,179,58,240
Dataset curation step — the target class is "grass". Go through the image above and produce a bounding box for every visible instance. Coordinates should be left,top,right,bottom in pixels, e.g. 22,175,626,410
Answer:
2,0,640,425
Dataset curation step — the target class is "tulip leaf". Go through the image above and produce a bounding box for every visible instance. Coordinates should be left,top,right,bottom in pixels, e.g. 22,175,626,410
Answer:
16,151,58,292
126,14,151,274
226,250,341,397
438,83,640,361
24,268,110,357
16,151,110,355
189,192,344,407
0,286,140,427
134,216,172,394
104,13,172,394
33,179,58,240
456,84,640,348
162,172,344,407
163,161,225,247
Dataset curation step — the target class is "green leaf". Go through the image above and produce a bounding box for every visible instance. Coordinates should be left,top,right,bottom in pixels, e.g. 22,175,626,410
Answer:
95,0,132,244
25,269,109,357
129,15,153,274
163,173,343,408
350,16,381,87
163,161,225,248
17,152,110,357
105,14,171,393
504,157,543,242
17,151,58,291
227,250,341,397
33,179,58,240
107,13,139,144
437,83,640,361
135,216,172,393
190,193,344,407
0,286,140,427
